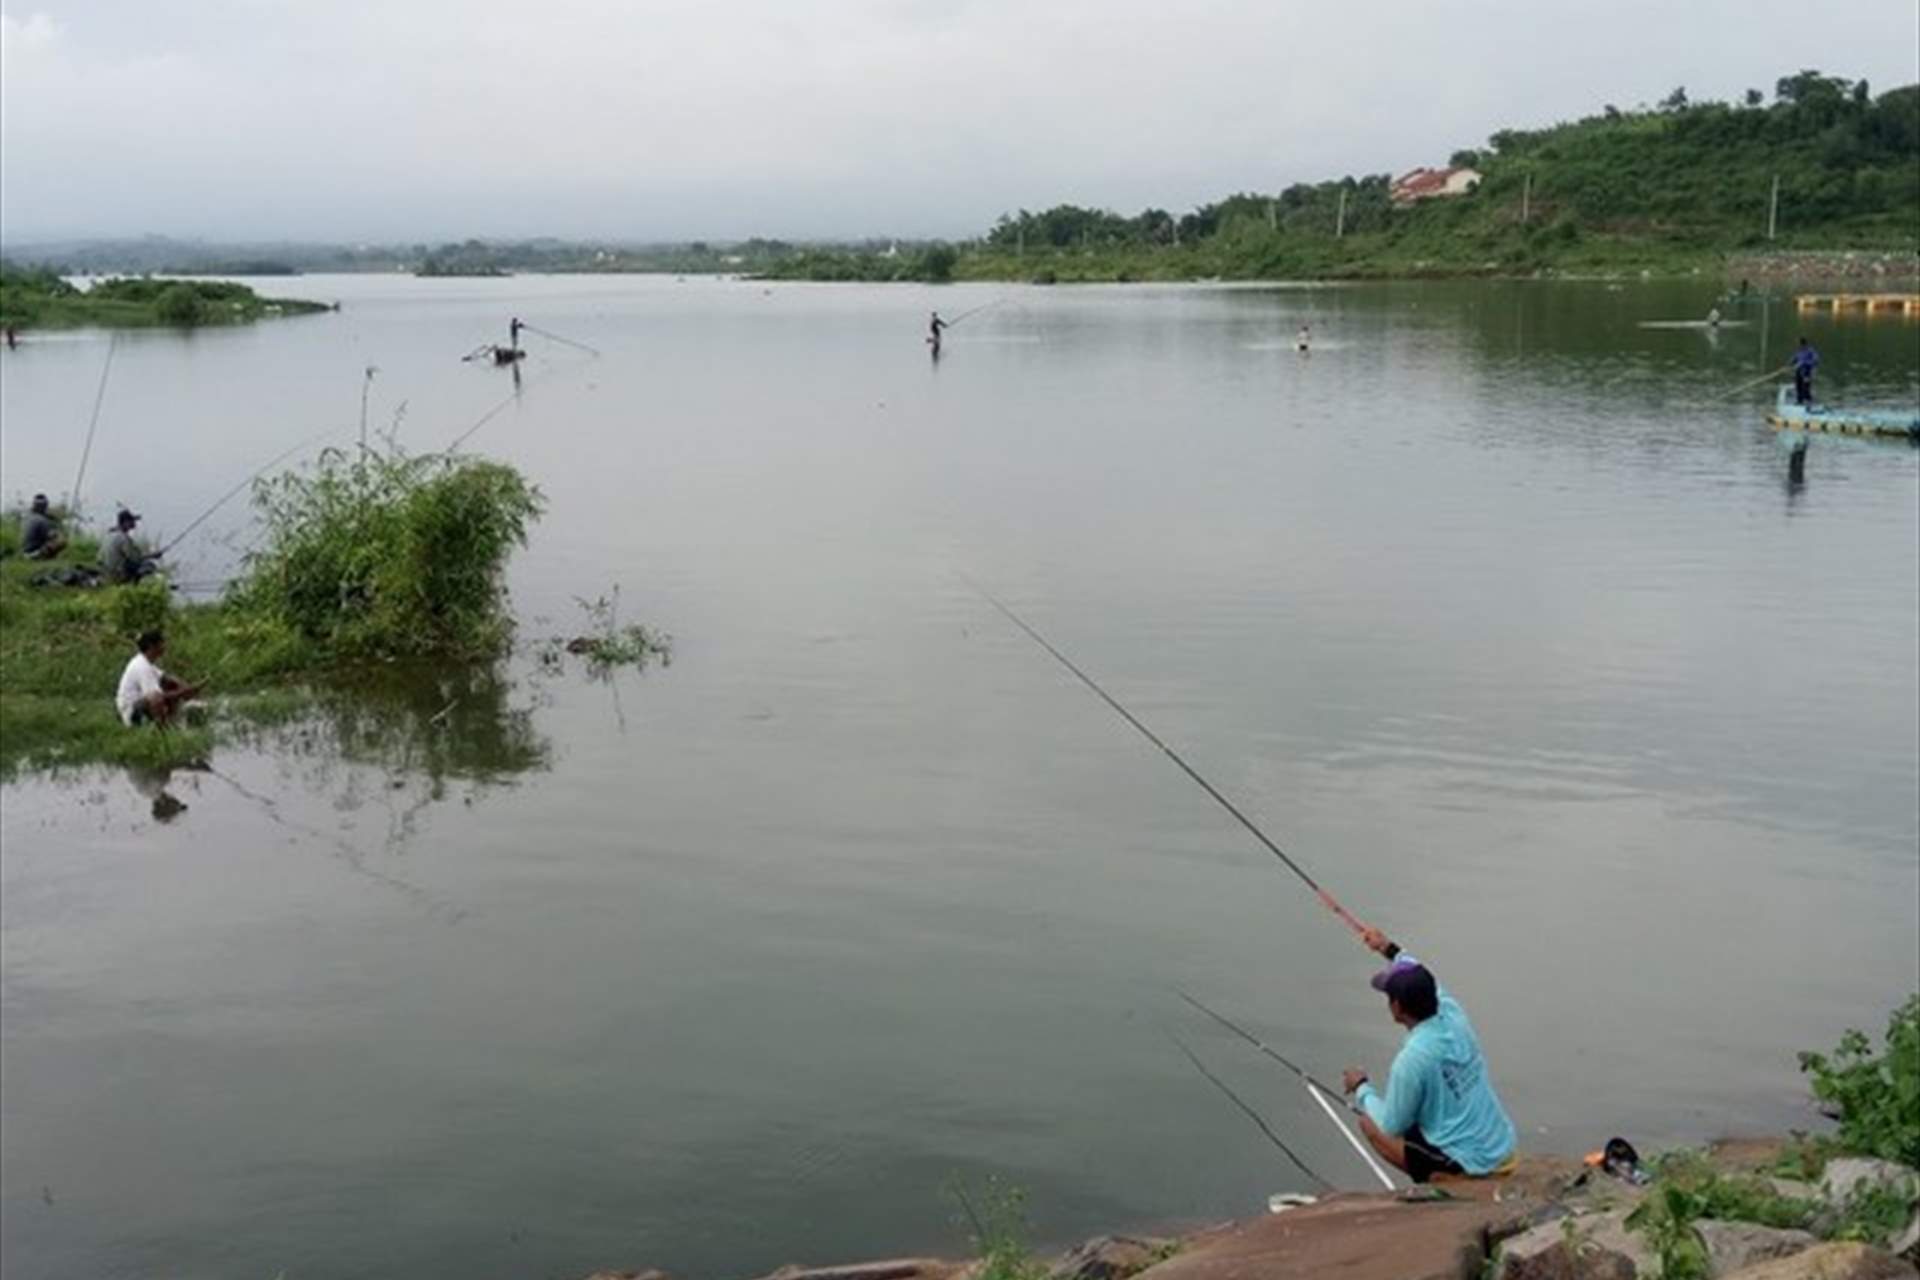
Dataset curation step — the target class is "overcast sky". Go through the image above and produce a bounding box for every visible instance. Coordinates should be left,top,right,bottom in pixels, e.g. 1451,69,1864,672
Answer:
2,0,1915,244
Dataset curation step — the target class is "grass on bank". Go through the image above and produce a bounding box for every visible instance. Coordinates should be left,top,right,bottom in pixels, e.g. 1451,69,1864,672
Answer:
0,444,544,777
0,263,331,330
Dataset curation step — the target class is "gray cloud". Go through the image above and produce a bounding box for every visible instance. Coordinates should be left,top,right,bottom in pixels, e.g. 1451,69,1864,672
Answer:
2,0,1915,242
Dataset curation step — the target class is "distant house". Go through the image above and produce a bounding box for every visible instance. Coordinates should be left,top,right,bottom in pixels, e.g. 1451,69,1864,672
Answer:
1390,166,1483,205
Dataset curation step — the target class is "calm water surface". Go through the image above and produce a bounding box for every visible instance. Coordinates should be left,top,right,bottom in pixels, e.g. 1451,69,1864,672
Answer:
3,276,1917,1279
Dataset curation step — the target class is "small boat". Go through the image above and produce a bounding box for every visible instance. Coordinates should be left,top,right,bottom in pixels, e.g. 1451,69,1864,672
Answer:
1767,385,1920,441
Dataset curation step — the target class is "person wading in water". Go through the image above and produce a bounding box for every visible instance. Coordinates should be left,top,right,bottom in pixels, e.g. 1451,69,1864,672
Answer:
928,311,948,349
1342,927,1518,1183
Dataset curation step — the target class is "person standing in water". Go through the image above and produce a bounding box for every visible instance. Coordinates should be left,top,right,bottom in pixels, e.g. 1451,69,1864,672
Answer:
1790,337,1820,406
929,311,948,347
1296,323,1311,352
509,316,524,351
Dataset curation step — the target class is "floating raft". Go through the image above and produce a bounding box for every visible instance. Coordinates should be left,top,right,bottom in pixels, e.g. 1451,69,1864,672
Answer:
1767,386,1920,440
1793,292,1920,316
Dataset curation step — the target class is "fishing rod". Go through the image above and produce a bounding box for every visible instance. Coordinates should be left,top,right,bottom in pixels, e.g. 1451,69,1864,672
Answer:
959,574,1370,941
1178,990,1399,1189
1168,1030,1333,1190
69,332,118,516
157,426,341,557
520,322,600,356
1715,364,1790,401
944,297,1005,328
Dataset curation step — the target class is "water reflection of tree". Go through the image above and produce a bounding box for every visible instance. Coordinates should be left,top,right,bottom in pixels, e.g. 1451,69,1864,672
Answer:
246,659,551,853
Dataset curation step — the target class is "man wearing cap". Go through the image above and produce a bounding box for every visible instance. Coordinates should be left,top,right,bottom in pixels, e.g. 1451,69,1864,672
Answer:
102,508,161,584
1340,927,1516,1183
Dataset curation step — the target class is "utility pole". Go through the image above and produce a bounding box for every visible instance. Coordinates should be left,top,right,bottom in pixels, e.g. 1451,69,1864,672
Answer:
1016,227,1024,258
1335,189,1347,239
1268,200,1277,232
1521,173,1532,225
1768,174,1780,241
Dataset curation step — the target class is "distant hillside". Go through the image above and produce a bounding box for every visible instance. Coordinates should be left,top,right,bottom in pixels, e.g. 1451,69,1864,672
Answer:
772,70,1920,282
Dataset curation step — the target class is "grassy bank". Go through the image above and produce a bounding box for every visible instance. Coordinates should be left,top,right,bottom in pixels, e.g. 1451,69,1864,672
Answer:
0,446,543,777
0,263,332,330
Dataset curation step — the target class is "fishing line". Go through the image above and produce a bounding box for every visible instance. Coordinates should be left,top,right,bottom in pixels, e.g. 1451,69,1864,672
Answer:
520,322,601,357
1167,1029,1333,1190
1179,989,1426,1187
68,332,118,516
960,574,1369,939
158,426,342,557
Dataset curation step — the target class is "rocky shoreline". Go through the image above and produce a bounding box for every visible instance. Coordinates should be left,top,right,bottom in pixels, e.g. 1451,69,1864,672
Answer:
1726,250,1920,285
585,1140,1919,1280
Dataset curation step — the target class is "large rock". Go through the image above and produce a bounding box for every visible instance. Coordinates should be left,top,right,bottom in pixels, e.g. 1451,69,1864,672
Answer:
1820,1159,1920,1254
1719,1241,1919,1279
1698,1220,1817,1275
1494,1211,1650,1280
1135,1192,1534,1280
1050,1235,1174,1280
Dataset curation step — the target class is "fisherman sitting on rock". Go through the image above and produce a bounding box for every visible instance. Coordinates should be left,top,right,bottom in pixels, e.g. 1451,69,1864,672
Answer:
1343,927,1517,1183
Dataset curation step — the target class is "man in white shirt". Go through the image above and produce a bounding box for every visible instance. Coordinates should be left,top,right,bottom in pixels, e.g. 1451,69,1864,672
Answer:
115,630,200,727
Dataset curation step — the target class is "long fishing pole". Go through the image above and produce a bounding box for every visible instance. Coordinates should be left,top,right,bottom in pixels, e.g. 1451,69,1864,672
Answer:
157,426,340,557
1168,1030,1333,1190
960,574,1370,940
1178,990,1399,1188
69,332,118,516
520,322,600,356
1715,364,1790,401
944,297,1005,328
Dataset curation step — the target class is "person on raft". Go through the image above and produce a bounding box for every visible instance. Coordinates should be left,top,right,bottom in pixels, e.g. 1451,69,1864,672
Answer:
929,311,948,345
115,629,200,728
21,493,67,560
1341,927,1517,1183
509,316,524,350
103,508,162,584
1790,337,1820,407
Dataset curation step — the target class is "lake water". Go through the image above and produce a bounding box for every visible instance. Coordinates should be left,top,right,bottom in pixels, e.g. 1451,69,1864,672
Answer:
2,275,1917,1280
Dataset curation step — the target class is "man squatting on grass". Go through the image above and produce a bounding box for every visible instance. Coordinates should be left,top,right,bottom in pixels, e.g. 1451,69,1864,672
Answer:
115,630,201,728
1341,927,1518,1183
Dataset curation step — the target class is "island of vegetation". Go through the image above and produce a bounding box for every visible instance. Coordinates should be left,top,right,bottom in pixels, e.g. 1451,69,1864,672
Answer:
0,263,331,330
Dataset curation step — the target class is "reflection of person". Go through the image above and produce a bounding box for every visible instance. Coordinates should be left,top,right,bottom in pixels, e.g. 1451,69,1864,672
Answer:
103,509,160,583
1790,337,1820,407
22,493,66,560
115,629,201,728
1342,927,1517,1183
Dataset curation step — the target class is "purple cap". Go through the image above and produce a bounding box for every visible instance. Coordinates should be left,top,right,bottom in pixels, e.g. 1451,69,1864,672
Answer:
1370,960,1435,1007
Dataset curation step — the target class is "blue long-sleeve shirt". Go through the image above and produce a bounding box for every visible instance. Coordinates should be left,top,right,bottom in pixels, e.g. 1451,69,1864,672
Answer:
1354,956,1516,1174
1791,346,1819,375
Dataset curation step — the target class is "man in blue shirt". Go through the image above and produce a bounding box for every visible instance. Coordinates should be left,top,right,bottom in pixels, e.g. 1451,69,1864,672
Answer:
1341,928,1517,1183
1791,338,1820,407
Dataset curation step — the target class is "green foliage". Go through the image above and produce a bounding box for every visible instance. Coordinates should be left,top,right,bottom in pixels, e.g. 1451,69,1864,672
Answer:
1829,1180,1918,1245
920,243,959,283
154,282,208,326
1798,995,1920,1167
228,443,543,661
0,264,327,330
1627,1183,1713,1280
111,578,172,635
950,1178,1048,1280
546,587,672,677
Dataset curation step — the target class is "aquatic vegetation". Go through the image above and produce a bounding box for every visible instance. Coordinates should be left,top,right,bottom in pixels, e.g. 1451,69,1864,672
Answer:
227,442,544,662
544,587,672,677
949,1178,1049,1280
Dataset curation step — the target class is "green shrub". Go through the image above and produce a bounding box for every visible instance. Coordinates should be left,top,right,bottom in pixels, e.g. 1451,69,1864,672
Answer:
1799,995,1920,1167
228,443,543,661
111,578,172,636
154,283,207,326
